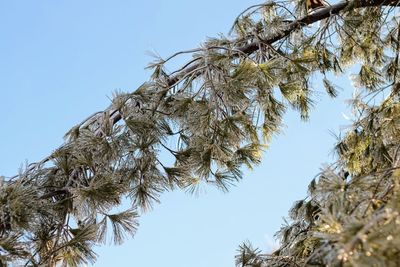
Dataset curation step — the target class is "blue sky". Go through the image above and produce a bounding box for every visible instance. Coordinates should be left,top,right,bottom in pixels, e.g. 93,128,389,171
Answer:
0,1,353,266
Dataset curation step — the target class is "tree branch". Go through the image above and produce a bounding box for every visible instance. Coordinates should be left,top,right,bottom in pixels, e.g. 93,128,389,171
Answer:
7,0,399,183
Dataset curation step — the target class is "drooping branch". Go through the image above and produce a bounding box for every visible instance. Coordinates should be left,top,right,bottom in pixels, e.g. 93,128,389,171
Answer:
9,0,397,183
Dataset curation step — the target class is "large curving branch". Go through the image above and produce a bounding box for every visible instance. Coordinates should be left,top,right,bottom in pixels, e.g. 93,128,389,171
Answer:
8,0,398,181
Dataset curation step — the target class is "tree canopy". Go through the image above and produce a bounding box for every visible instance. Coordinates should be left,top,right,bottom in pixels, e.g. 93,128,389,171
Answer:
1,0,400,266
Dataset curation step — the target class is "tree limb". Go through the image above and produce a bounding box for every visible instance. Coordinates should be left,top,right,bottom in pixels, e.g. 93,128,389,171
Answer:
7,0,399,183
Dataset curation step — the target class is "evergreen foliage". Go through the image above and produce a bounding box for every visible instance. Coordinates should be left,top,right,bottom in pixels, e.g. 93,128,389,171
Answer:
1,0,400,265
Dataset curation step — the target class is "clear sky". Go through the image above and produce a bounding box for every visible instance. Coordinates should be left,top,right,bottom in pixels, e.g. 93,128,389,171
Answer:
0,1,353,266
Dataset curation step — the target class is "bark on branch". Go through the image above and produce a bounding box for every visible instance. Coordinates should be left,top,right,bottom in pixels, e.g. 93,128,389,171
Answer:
107,0,398,126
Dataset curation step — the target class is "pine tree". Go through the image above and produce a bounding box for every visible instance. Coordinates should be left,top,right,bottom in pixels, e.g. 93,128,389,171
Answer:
1,0,400,265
